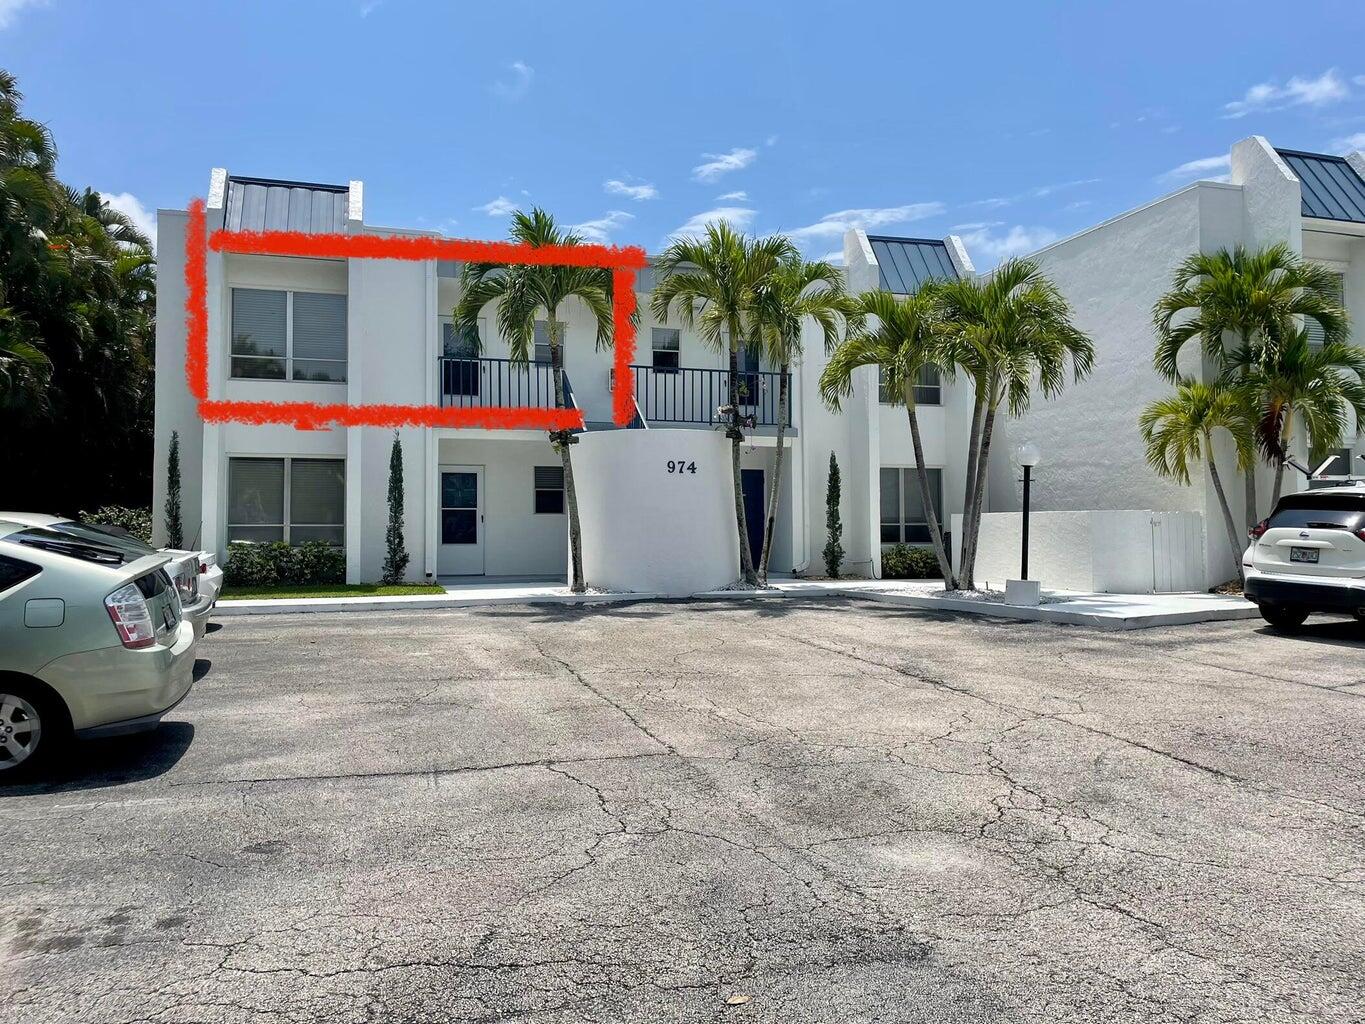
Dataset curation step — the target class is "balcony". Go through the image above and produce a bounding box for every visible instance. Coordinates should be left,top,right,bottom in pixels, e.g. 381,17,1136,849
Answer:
630,365,791,427
439,357,567,409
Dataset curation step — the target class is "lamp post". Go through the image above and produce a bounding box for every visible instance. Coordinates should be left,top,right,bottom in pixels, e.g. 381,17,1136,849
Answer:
1016,442,1041,581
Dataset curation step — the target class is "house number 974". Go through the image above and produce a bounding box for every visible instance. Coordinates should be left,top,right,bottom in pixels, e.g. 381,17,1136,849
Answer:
666,460,697,474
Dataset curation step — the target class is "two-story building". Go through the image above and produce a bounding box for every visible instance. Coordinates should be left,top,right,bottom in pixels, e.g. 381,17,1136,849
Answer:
152,169,973,586
153,137,1365,592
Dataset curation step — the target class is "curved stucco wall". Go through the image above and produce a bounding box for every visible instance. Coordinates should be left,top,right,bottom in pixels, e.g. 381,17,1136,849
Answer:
574,428,739,596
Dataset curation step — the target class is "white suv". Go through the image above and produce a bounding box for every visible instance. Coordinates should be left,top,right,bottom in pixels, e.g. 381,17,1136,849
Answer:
1244,482,1365,631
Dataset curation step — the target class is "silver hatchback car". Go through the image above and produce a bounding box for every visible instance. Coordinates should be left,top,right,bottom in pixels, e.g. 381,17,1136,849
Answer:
0,520,197,777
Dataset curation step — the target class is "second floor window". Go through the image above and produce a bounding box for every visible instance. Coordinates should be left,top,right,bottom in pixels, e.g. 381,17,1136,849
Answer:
878,364,942,405
533,320,566,364
232,288,347,382
1305,271,1345,348
652,328,680,371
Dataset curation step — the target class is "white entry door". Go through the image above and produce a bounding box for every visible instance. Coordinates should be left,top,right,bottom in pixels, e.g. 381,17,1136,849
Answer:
437,465,485,575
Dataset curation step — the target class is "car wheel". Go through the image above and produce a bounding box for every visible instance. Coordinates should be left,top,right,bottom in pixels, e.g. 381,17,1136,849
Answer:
1259,602,1310,632
0,683,65,780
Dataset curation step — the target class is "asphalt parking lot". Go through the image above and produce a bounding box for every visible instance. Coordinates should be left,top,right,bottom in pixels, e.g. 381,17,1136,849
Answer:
3,598,1364,1023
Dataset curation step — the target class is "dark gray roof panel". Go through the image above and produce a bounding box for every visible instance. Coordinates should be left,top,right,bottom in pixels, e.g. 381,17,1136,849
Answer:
1276,149,1365,223
224,175,349,233
867,236,958,293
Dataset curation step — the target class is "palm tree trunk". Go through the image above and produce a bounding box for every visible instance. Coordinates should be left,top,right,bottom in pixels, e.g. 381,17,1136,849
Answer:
1270,414,1291,508
729,323,756,585
547,313,586,593
757,361,789,585
905,387,956,588
960,398,998,590
1207,449,1245,588
960,383,985,579
1243,470,1258,532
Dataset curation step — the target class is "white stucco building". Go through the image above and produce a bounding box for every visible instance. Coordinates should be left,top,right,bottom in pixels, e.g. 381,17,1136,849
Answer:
153,170,975,588
984,136,1365,588
153,138,1365,593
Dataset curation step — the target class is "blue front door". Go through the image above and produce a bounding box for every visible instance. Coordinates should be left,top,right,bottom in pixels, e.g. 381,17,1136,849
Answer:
741,468,765,567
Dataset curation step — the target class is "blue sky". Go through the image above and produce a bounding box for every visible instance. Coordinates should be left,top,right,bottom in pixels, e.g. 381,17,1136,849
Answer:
6,0,1365,265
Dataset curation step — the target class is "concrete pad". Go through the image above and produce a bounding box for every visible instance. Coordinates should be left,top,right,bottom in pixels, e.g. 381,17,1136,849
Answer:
216,582,662,617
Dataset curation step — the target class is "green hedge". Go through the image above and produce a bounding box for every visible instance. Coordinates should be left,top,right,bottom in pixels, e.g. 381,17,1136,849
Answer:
881,543,942,580
223,541,345,587
79,506,153,544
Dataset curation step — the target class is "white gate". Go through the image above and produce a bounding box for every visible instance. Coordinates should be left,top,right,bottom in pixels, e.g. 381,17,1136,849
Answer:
1150,512,1205,593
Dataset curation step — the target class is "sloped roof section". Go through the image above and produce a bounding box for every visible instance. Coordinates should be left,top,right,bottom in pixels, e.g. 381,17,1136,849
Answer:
867,236,959,293
224,175,350,233
1275,149,1365,223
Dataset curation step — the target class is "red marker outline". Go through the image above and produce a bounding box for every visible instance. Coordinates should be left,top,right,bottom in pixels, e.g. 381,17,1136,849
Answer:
184,200,643,431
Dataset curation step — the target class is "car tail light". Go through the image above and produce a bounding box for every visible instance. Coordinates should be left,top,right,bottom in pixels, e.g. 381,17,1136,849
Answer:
198,559,207,575
1357,528,1365,543
105,582,156,649
1248,519,1269,540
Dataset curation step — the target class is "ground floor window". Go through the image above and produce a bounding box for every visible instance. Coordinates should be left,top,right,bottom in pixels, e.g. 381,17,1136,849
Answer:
534,465,565,514
227,456,345,545
880,466,942,543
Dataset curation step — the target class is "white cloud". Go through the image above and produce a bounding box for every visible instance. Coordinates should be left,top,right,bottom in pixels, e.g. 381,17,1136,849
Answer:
1333,132,1365,154
765,134,779,147
668,206,757,240
0,0,45,30
955,224,1058,264
818,250,844,265
691,147,757,182
492,61,534,101
784,203,946,243
474,196,519,216
99,191,156,251
570,210,634,243
603,179,657,201
1031,177,1100,198
357,0,383,15
716,190,748,201
967,178,1099,210
1224,69,1350,118
1158,154,1231,183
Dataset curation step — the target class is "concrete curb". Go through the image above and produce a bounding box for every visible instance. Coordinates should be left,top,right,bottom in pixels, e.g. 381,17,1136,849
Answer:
831,589,1261,631
213,581,1259,631
214,591,664,616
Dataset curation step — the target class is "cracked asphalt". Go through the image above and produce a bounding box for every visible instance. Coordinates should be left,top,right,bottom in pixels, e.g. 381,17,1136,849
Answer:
3,597,1365,1023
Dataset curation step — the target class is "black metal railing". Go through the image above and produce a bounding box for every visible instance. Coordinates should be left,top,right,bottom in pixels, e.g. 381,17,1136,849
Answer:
630,365,791,426
439,357,561,408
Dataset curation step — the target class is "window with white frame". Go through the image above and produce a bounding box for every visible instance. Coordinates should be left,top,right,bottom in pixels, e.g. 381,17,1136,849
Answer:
1305,271,1345,348
878,365,942,405
227,457,345,545
533,320,566,364
534,465,565,514
652,328,680,371
231,288,347,382
880,467,943,544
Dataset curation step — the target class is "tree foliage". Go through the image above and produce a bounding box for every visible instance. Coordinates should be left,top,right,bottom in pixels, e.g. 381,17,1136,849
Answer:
0,69,156,513
381,432,410,585
823,451,844,579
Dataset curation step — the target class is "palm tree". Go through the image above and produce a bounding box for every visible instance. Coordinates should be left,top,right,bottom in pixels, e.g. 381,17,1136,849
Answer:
1228,330,1365,505
652,223,798,585
937,259,1094,590
454,208,617,594
1152,244,1348,526
820,287,957,587
1140,380,1256,587
749,256,855,583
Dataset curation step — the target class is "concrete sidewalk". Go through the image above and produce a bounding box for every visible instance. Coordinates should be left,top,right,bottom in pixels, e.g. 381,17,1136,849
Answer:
216,576,1258,629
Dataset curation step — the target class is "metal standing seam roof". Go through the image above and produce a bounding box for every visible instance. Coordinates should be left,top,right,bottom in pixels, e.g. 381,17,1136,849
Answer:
866,236,959,294
224,175,350,233
1275,149,1365,224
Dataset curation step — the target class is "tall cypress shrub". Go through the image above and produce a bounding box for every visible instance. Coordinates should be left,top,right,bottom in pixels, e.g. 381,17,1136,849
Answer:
164,431,184,548
823,451,844,578
381,432,410,585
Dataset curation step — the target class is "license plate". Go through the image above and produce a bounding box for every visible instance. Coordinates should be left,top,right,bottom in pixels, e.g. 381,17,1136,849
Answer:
1290,547,1320,564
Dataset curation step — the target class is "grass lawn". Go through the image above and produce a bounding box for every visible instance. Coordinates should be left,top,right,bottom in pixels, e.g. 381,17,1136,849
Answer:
220,583,447,601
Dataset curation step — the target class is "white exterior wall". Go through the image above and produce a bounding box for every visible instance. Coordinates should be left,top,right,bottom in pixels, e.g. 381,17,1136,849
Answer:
1303,226,1365,475
151,210,203,547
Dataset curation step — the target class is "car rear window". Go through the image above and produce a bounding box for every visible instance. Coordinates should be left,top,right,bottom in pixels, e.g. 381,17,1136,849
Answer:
7,527,130,565
51,522,157,557
0,553,41,594
1268,493,1365,531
